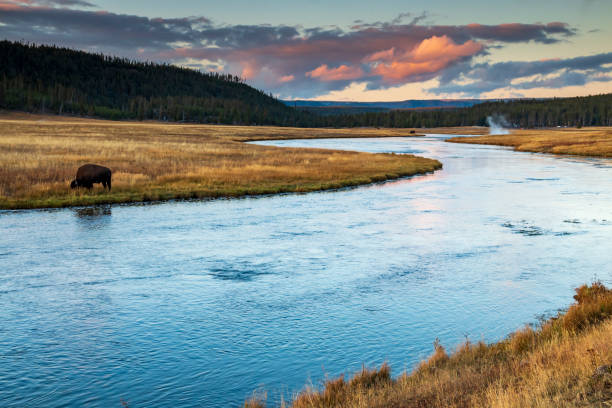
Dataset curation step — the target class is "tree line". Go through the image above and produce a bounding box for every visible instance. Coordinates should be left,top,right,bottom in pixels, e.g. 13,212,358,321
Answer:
311,95,612,128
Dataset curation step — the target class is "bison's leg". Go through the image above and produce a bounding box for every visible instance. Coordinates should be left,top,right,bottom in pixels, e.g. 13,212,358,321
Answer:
107,178,111,191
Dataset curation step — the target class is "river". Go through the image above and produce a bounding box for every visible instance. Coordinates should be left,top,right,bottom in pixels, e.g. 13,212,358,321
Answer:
1,135,611,407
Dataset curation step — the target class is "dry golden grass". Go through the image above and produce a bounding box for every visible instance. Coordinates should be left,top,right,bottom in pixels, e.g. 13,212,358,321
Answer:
250,283,612,408
0,112,441,209
421,126,491,136
446,127,612,157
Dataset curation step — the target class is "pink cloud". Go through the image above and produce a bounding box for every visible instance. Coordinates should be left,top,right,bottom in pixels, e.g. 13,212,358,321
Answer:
0,1,29,9
0,0,95,8
161,33,483,87
306,64,364,81
371,35,483,82
413,35,481,61
363,47,395,63
241,62,257,80
279,74,295,83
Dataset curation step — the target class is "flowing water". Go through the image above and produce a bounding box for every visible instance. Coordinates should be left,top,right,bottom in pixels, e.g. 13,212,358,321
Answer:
1,135,612,407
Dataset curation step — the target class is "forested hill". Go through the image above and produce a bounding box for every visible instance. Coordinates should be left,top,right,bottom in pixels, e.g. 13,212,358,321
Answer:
0,41,313,126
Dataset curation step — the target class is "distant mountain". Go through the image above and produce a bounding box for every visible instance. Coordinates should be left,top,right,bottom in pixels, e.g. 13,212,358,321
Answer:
0,41,313,126
284,99,489,110
282,99,497,117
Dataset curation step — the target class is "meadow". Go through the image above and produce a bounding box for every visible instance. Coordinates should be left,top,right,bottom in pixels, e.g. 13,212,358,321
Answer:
446,127,612,157
0,112,441,209
248,283,612,408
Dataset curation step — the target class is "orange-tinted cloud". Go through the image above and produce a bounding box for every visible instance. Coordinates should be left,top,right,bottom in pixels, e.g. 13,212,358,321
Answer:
279,74,295,82
241,62,257,80
413,35,481,61
363,47,395,63
306,64,364,81
371,36,483,82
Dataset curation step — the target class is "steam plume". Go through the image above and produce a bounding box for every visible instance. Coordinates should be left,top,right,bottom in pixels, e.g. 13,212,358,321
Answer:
486,115,510,135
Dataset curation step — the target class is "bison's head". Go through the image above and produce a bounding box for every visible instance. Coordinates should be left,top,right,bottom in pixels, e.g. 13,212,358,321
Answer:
70,180,78,189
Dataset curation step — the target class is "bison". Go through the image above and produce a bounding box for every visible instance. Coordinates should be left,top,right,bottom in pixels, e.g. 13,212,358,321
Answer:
70,164,112,191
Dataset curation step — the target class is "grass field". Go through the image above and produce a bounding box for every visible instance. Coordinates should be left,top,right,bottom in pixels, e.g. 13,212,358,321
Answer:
247,283,612,408
446,127,612,157
0,112,441,209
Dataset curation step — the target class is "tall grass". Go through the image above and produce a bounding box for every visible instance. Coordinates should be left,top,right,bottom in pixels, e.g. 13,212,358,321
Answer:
447,127,612,157
253,283,612,407
0,112,441,209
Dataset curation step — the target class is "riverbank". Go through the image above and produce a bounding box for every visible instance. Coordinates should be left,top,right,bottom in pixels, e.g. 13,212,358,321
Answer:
446,127,612,157
249,283,612,408
0,113,441,209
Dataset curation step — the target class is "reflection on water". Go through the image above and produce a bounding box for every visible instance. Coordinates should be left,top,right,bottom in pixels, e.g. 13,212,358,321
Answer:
74,206,112,218
73,206,112,230
1,135,612,407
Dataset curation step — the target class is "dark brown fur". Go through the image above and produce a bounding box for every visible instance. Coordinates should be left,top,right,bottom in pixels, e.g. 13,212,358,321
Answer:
70,164,112,190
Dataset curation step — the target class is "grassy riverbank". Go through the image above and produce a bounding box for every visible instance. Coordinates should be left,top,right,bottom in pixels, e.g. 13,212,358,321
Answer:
446,127,612,157
0,112,441,209
247,283,612,408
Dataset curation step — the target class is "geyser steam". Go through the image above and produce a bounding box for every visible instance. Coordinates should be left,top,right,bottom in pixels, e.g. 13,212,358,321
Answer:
487,115,510,135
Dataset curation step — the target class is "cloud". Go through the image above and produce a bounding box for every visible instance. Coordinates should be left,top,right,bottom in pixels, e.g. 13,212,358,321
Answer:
433,52,612,96
464,22,575,44
306,64,364,81
353,11,430,29
0,0,96,8
363,47,396,63
0,2,600,99
154,21,574,94
370,35,483,83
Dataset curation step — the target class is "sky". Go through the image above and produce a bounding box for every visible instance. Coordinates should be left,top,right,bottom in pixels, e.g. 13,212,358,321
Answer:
1,0,611,101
